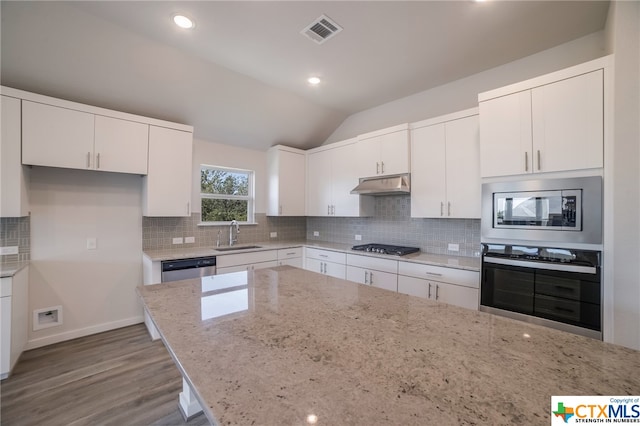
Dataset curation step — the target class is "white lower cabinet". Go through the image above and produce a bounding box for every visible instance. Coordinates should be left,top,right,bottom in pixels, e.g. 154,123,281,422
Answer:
1,267,28,380
397,262,479,310
345,254,398,292
304,248,346,279
216,250,278,274
277,247,303,268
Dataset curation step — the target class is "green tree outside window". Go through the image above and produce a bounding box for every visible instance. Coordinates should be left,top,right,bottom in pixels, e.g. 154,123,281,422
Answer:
201,166,254,223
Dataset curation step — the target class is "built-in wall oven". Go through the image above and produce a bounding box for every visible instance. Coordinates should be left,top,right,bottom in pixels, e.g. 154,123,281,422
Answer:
480,176,603,339
480,243,601,339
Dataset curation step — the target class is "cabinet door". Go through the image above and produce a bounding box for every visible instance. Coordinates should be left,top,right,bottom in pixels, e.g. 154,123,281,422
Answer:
268,148,305,216
531,70,603,173
143,126,193,217
94,115,149,174
306,149,333,216
410,123,446,218
398,275,429,299
278,257,303,268
368,269,398,292
479,91,532,177
304,257,325,275
356,137,381,177
1,96,29,217
378,130,410,175
324,261,346,280
0,295,10,376
432,281,479,310
346,265,367,285
331,142,362,217
22,101,95,170
445,115,481,218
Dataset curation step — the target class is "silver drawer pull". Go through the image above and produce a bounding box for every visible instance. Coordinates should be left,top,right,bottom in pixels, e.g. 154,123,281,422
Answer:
319,254,328,258
425,272,443,277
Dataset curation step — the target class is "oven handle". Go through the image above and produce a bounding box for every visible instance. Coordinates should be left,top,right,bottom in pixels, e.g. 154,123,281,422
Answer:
483,256,597,274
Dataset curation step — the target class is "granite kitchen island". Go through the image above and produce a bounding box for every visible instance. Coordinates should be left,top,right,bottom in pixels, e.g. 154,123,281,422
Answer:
137,266,640,425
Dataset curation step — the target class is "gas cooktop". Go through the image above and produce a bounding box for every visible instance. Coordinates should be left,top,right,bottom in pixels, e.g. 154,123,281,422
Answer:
351,243,420,256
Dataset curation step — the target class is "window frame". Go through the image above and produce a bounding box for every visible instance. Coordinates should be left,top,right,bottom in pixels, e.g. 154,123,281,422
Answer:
199,164,255,225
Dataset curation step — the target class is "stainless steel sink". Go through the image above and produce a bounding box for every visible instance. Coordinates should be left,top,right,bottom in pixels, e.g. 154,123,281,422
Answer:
215,245,262,252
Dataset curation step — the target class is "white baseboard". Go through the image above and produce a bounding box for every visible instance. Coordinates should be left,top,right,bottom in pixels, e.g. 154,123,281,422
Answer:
25,316,145,350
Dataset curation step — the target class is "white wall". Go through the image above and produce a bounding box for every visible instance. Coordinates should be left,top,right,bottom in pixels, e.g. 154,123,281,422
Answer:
603,1,640,350
325,31,606,143
28,167,143,349
191,138,268,215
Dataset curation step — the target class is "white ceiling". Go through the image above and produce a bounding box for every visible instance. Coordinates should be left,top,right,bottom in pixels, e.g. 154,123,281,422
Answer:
1,1,609,151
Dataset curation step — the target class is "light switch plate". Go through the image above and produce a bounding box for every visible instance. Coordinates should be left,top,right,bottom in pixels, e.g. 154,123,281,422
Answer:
355,235,362,241
0,246,19,255
185,236,195,244
270,232,277,238
86,238,97,250
448,243,459,252
172,237,183,245
313,231,319,237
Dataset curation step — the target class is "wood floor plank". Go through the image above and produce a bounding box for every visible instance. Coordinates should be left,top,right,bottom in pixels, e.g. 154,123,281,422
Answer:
0,324,209,426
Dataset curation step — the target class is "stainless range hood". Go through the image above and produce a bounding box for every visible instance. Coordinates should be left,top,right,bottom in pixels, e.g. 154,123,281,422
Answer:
350,173,410,196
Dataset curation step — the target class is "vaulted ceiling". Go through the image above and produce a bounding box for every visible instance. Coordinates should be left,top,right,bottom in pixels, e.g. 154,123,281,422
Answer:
1,1,609,151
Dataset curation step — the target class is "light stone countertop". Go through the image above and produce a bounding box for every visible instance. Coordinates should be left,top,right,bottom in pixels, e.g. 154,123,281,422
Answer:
0,261,29,278
143,240,481,271
137,266,640,426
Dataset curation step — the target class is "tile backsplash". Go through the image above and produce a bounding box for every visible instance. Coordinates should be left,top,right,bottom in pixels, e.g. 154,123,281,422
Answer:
143,213,306,250
143,196,481,257
306,195,481,257
0,216,31,263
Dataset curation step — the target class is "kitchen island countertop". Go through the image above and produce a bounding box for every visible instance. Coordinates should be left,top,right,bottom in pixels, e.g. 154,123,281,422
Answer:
137,266,640,425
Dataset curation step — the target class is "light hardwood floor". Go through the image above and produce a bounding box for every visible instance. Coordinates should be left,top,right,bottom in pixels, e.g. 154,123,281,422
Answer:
0,324,209,426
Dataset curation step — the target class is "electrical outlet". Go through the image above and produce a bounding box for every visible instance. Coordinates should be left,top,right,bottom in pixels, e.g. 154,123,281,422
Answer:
313,231,319,237
355,235,362,241
185,236,195,244
0,246,19,255
86,238,97,250
172,237,183,245
448,243,459,252
270,232,277,238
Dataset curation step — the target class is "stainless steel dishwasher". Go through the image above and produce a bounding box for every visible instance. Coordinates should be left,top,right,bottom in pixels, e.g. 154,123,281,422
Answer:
161,256,217,282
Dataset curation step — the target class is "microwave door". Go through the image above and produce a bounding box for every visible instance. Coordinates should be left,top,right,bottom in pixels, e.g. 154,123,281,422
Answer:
494,191,561,229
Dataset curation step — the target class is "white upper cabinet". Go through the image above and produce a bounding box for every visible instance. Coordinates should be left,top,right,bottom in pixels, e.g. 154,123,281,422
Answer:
356,124,410,177
411,110,480,219
531,70,603,173
306,139,374,217
267,146,306,216
142,126,193,217
22,100,95,170
1,96,29,217
479,61,605,178
94,115,149,174
22,100,149,174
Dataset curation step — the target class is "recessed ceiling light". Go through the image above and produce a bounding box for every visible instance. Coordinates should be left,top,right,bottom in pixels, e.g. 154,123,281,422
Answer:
173,14,195,29
308,77,321,85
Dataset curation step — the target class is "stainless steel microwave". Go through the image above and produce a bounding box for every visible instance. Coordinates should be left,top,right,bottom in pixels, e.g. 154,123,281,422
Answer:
481,176,602,245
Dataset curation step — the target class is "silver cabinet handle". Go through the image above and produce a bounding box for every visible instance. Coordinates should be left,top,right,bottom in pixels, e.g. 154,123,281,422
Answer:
319,254,328,258
425,272,443,277
381,161,384,174
96,152,101,169
286,252,296,256
323,262,327,274
525,152,529,172
537,150,541,171
327,205,331,215
376,162,380,174
435,284,440,300
447,202,451,217
364,271,369,284
279,205,283,215
87,152,91,168
440,202,444,217
332,205,335,215
187,202,190,215
428,283,432,298
369,272,373,285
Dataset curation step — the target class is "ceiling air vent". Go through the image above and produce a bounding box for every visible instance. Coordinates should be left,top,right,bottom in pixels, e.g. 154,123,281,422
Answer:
301,14,343,45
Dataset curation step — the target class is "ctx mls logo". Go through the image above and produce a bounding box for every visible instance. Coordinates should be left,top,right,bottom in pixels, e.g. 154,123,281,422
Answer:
553,401,575,423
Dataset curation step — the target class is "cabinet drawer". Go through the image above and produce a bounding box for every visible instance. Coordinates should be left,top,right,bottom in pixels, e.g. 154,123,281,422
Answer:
398,262,479,288
277,247,303,260
346,254,398,274
217,250,278,268
1,278,11,297
305,247,346,264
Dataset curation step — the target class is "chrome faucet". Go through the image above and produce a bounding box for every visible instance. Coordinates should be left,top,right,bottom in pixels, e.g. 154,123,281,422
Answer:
216,229,222,247
229,220,239,246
